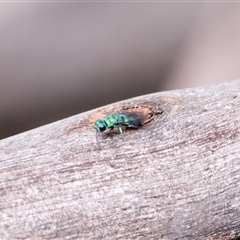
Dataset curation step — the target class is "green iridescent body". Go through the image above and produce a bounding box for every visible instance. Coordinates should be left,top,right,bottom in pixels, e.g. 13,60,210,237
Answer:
95,113,143,134
95,114,119,132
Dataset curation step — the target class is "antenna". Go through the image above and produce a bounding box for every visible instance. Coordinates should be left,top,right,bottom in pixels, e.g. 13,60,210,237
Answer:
95,128,101,150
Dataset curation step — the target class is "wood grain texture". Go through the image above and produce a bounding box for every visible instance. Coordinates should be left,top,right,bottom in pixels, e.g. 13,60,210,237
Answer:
1,80,240,240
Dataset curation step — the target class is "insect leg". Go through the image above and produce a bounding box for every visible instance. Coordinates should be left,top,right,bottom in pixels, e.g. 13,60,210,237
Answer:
118,126,123,134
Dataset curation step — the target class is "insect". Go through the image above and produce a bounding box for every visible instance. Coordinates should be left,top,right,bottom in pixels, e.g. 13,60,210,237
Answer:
94,112,146,148
95,113,144,133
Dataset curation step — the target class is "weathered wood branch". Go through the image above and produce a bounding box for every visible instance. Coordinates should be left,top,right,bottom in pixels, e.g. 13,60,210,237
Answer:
1,80,240,240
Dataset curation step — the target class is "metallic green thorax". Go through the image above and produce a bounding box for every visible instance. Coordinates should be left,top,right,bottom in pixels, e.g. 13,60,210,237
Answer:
104,114,119,129
95,113,143,134
95,114,120,133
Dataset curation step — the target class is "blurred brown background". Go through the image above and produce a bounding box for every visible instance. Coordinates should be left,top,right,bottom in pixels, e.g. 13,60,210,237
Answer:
1,3,240,139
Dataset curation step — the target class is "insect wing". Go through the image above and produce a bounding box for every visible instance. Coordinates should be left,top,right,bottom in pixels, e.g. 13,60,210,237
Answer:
118,112,147,127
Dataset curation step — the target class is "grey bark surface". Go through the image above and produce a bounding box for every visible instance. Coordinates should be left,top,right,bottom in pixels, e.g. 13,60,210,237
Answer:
1,80,240,240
